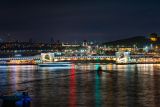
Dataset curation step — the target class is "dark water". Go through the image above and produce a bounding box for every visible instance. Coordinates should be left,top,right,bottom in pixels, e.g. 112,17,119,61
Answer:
0,63,160,107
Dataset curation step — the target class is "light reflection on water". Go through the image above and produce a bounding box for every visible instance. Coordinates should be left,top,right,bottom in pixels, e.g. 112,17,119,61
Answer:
0,64,160,107
69,64,77,107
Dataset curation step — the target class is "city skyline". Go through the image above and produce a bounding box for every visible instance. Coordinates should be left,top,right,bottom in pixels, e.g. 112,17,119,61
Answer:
0,0,160,42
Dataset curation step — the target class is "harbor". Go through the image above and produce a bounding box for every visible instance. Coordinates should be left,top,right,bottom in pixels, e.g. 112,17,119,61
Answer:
0,0,160,106
1,52,160,65
1,42,160,106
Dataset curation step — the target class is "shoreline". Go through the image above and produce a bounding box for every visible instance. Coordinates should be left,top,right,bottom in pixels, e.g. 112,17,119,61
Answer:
0,62,160,66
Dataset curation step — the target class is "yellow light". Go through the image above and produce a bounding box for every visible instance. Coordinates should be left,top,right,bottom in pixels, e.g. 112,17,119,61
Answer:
150,37,157,42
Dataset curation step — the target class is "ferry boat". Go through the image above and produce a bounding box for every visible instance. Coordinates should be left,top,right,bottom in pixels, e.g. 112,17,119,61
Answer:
38,62,72,68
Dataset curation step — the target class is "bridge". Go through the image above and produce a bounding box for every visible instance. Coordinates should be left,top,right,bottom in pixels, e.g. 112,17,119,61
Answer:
0,52,159,63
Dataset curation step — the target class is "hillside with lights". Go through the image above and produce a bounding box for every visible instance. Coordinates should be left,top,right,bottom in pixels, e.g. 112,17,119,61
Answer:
104,33,160,48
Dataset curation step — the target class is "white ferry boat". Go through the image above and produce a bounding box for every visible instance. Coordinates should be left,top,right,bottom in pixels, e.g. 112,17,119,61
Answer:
38,62,72,68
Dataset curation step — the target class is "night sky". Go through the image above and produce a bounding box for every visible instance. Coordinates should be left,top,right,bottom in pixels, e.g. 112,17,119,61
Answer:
0,0,160,42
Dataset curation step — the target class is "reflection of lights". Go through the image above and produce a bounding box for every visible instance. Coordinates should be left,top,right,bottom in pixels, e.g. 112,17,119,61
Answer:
9,69,17,91
137,64,154,75
95,70,102,107
95,64,100,71
107,64,113,71
69,64,77,107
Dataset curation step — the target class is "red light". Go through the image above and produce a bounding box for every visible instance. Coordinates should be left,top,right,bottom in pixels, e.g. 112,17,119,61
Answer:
69,64,77,107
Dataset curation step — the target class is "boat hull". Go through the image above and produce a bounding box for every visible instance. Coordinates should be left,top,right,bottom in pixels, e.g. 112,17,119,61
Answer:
38,64,71,67
38,62,72,68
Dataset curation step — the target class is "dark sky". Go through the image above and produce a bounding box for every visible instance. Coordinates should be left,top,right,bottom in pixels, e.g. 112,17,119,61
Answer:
0,0,160,42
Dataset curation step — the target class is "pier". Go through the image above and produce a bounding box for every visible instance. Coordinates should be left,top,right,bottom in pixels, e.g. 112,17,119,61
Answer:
0,52,160,64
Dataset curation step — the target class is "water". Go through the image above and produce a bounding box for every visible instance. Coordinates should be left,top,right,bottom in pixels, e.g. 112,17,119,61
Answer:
0,63,160,107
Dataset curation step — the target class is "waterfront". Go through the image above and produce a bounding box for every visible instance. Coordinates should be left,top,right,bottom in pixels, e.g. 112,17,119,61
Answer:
0,63,160,107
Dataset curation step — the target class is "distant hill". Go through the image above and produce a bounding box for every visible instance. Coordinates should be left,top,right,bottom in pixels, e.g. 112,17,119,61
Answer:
103,36,150,47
